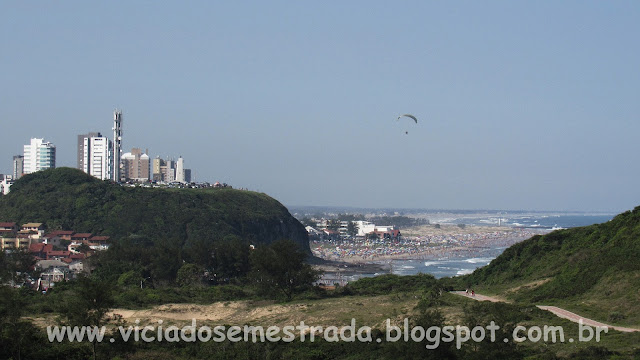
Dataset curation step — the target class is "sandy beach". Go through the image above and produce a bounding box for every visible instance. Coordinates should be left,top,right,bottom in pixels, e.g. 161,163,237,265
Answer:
311,225,545,261
311,225,549,276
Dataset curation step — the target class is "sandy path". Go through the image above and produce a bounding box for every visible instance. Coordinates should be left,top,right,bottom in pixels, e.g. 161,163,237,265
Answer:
452,291,502,303
536,306,640,333
452,292,640,333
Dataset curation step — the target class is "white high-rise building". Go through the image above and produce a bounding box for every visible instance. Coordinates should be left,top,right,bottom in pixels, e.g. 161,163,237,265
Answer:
23,138,56,174
1,176,14,195
83,136,112,180
77,132,101,170
176,156,185,183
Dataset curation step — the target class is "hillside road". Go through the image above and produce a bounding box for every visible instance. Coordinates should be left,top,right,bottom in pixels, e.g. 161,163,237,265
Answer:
452,291,640,333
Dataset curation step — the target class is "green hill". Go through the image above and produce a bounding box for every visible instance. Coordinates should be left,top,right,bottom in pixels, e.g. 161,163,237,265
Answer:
465,207,640,325
0,168,309,253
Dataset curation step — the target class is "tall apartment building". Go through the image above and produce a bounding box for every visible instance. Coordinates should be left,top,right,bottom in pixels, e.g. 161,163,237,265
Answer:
12,155,24,179
121,148,150,181
112,110,123,182
152,156,192,183
83,136,113,180
77,132,102,170
176,156,185,183
152,157,165,182
1,176,14,195
164,158,175,183
23,138,56,174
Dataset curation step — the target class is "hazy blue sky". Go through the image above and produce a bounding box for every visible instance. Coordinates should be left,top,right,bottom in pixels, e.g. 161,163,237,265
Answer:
2,1,639,212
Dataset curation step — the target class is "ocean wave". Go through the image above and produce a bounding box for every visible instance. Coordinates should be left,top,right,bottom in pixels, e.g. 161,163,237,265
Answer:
464,257,493,264
456,269,474,276
424,261,440,267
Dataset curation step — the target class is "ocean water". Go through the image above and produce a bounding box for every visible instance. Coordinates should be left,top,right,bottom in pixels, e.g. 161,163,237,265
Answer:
389,214,615,279
389,247,507,279
469,214,614,229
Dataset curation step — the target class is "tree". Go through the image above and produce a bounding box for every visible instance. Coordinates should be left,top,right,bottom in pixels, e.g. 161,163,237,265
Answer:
299,217,316,228
76,243,91,254
0,286,41,360
0,249,37,287
177,263,204,287
326,219,341,231
212,235,251,280
249,239,321,300
59,276,115,360
460,302,524,359
347,221,359,238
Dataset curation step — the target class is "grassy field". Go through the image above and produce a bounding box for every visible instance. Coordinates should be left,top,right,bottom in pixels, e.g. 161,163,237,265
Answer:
20,283,640,359
107,292,425,330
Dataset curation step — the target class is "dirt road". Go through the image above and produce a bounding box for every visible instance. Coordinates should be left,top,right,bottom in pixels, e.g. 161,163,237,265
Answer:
453,291,640,333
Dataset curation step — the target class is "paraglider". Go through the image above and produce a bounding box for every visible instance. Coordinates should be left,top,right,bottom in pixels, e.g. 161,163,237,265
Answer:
397,114,418,134
397,114,418,123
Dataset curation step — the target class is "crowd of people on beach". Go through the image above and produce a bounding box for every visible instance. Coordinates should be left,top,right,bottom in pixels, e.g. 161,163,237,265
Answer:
310,229,543,261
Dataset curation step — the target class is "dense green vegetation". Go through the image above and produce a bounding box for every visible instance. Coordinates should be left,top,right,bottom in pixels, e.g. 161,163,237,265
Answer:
86,238,318,303
0,167,309,253
339,273,438,296
0,167,318,288
4,275,639,359
464,206,640,325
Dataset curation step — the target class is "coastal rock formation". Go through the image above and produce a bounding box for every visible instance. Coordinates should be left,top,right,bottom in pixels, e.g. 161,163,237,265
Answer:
0,167,309,254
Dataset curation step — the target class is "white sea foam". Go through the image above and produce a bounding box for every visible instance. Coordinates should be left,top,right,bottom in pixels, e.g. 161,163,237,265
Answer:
424,261,440,267
464,257,493,264
456,269,474,276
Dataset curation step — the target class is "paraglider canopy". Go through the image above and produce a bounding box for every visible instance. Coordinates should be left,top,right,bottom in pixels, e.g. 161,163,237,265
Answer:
397,114,418,123
397,114,418,134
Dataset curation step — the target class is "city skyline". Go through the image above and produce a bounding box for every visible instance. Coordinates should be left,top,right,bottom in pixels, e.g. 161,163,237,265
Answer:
7,117,193,185
2,2,639,212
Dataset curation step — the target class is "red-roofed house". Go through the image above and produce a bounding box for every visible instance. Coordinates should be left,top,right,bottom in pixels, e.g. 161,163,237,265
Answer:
0,222,18,233
71,233,93,241
70,253,86,260
29,243,54,260
87,235,110,250
47,251,72,260
46,230,75,241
